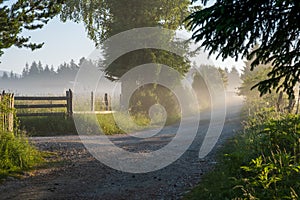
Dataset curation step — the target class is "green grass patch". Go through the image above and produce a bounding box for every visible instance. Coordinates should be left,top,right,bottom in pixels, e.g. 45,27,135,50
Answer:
185,113,300,200
97,113,128,135
18,112,179,136
18,116,76,136
79,113,161,135
0,132,43,179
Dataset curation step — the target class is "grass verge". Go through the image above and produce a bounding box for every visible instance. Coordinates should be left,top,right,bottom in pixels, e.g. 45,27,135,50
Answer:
18,112,179,136
185,113,300,199
18,116,76,136
0,132,43,179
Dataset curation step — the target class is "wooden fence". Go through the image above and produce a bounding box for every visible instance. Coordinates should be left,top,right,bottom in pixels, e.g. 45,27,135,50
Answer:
90,92,111,111
14,89,73,117
0,91,14,132
14,90,112,116
1,89,114,131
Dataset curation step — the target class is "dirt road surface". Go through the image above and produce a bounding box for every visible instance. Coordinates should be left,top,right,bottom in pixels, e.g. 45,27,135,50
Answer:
0,95,243,200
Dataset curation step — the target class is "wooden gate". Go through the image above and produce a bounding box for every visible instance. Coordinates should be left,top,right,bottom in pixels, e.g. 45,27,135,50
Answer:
14,89,73,117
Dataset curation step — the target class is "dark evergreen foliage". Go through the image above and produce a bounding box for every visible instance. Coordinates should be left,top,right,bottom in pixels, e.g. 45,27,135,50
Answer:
186,0,300,98
0,0,64,57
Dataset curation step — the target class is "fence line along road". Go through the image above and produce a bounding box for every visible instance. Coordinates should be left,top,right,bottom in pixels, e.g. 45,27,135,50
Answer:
1,89,113,131
14,90,113,117
14,89,73,117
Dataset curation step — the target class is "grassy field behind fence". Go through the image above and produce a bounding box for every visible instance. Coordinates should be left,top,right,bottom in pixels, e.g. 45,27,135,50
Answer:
18,113,155,136
15,94,180,136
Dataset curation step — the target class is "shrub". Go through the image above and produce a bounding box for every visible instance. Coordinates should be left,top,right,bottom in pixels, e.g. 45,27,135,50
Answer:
0,97,43,178
185,113,300,200
129,84,181,122
0,132,43,177
237,114,300,199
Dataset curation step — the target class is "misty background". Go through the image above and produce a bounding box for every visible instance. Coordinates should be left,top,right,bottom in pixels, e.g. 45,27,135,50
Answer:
0,57,241,97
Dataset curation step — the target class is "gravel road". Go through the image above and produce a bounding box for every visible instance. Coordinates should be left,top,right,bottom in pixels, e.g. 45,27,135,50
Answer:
0,95,243,200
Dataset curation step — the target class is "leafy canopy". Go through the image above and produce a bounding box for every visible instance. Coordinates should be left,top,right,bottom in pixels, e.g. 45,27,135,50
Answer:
60,0,192,45
186,0,300,98
60,0,193,80
0,0,63,57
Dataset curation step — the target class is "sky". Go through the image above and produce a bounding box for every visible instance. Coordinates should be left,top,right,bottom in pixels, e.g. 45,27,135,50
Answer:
0,3,245,75
0,17,95,74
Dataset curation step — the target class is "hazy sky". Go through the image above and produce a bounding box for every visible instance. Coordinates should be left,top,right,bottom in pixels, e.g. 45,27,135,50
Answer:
0,17,95,74
0,8,245,74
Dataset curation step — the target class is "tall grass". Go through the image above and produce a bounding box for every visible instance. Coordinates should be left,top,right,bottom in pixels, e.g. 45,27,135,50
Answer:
18,112,174,136
0,132,43,177
18,116,76,136
185,112,300,200
0,96,43,178
75,112,166,135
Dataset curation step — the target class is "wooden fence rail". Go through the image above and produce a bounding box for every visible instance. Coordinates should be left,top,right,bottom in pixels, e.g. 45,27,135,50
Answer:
14,96,68,100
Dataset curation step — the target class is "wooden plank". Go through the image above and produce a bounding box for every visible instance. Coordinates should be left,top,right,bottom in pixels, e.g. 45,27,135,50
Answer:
8,93,14,132
15,104,67,109
74,111,115,114
14,96,67,101
16,112,66,117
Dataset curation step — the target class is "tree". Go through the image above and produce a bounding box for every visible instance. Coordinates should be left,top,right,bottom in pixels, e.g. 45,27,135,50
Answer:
61,0,193,78
239,59,288,113
61,0,192,45
28,61,39,76
9,70,15,79
50,65,56,74
69,59,78,70
44,64,50,73
186,0,300,98
61,0,194,113
227,67,241,92
37,61,43,72
192,64,226,110
192,69,210,110
0,0,63,58
217,67,228,89
1,71,8,79
22,62,29,78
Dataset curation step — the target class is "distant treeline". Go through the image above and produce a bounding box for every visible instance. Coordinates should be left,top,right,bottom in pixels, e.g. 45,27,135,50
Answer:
0,57,94,95
224,66,242,91
1,57,89,80
1,58,241,95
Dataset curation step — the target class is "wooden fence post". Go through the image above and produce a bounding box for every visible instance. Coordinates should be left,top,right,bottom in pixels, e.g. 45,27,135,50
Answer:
0,91,14,132
0,93,3,132
66,90,69,114
104,93,108,111
69,89,73,115
109,95,112,111
66,89,73,116
296,84,300,115
8,93,14,132
91,91,94,111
